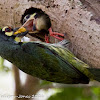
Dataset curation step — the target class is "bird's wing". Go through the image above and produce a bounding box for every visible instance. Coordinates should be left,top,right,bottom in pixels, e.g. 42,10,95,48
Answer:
29,41,89,83
32,41,93,80
35,41,94,80
49,45,93,79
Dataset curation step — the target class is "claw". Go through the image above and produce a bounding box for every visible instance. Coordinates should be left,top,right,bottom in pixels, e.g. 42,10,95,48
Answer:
48,28,64,41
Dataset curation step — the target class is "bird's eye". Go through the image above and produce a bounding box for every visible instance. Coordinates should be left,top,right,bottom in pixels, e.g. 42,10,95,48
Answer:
5,28,11,32
26,15,30,19
24,15,30,20
23,14,30,24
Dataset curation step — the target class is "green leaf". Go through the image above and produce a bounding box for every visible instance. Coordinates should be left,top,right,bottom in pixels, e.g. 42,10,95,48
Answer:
48,87,93,100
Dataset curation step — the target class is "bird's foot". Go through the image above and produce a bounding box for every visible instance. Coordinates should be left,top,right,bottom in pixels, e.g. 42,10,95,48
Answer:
48,28,64,41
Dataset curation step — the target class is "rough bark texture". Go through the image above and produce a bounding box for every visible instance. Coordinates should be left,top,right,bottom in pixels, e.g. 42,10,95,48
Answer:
0,0,100,99
0,0,100,68
80,0,100,20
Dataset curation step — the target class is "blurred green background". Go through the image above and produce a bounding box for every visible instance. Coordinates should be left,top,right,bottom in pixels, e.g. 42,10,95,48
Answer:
0,57,100,100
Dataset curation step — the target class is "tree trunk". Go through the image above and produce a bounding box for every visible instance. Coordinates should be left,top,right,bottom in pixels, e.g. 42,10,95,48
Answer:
13,65,40,100
0,0,100,68
0,0,100,98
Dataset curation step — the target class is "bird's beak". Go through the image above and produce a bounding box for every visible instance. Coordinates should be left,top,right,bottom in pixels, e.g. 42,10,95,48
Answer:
13,13,36,35
13,19,34,35
22,19,34,31
13,27,27,35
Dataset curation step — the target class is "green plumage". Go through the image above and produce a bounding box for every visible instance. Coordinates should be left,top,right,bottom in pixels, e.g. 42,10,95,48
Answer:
0,31,99,84
20,41,94,84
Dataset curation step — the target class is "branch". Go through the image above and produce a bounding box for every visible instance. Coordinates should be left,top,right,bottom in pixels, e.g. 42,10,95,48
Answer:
21,75,40,95
12,65,21,99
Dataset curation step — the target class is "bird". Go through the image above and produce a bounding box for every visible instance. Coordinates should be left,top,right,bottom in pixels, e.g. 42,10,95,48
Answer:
2,26,13,36
4,38,99,84
1,26,28,43
0,27,100,84
0,26,16,42
19,39,100,84
13,7,64,43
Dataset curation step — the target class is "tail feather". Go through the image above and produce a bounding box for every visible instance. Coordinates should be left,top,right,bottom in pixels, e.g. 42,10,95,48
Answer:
87,68,100,82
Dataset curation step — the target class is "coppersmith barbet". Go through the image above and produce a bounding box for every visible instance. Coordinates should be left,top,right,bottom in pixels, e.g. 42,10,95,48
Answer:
14,7,64,42
0,31,100,84
1,26,28,43
19,40,100,84
1,26,18,43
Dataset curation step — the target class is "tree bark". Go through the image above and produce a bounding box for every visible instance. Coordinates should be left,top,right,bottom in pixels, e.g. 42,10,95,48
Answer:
0,0,100,68
13,65,40,100
0,0,100,98
13,65,21,96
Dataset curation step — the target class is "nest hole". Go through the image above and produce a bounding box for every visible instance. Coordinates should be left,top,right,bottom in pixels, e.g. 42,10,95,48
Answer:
20,7,51,25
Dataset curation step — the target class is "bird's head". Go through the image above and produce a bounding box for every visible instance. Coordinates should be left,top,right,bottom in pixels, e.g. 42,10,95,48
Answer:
13,12,51,42
22,13,37,32
13,13,37,35
2,26,13,36
21,12,51,33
